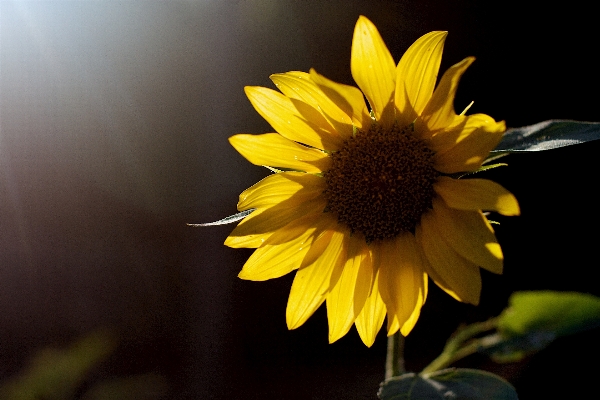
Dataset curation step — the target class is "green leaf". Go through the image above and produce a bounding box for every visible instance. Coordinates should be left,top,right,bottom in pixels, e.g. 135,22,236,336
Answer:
490,291,600,362
499,291,600,337
0,330,116,400
187,209,255,226
378,368,518,400
493,120,600,153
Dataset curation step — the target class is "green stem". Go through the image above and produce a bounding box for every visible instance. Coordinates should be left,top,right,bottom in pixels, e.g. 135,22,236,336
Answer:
421,340,480,374
385,331,405,379
421,317,500,375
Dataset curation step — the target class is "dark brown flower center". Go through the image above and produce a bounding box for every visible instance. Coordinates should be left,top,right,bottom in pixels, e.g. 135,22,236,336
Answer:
324,124,438,242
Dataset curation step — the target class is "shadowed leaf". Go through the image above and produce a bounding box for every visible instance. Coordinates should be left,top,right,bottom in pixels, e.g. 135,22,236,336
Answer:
379,368,518,400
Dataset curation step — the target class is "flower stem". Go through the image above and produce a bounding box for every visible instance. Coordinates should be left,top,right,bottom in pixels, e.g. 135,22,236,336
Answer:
385,331,405,379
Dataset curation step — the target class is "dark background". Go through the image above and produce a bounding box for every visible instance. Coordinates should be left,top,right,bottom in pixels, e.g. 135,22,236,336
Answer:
1,1,598,399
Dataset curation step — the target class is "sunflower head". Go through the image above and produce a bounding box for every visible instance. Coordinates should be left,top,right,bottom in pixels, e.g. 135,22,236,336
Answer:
324,122,439,242
226,16,519,347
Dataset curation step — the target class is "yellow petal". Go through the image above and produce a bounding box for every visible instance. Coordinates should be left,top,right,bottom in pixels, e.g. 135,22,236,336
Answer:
400,272,428,336
434,176,520,216
377,234,427,336
395,31,447,127
271,72,354,138
387,315,400,336
236,172,325,211
418,211,482,305
433,121,506,173
229,133,330,174
225,173,327,248
415,225,458,301
355,268,386,347
224,208,272,248
309,68,370,129
430,197,503,274
375,238,403,328
417,57,475,136
286,229,346,330
326,234,373,343
351,16,396,126
237,214,322,280
266,72,340,143
427,113,500,154
225,197,327,248
245,86,341,150
370,242,398,335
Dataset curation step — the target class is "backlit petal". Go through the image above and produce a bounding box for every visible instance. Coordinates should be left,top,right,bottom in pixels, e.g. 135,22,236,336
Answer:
225,172,327,248
238,214,323,280
417,57,475,136
400,272,428,336
271,72,354,138
427,113,500,154
237,172,325,211
309,68,370,129
370,242,399,335
418,211,482,305
225,197,327,248
431,197,503,274
434,121,506,173
229,133,330,173
415,225,460,301
355,268,386,347
351,16,396,126
245,86,342,150
287,229,346,330
327,234,373,343
434,176,520,216
377,234,427,336
395,31,447,127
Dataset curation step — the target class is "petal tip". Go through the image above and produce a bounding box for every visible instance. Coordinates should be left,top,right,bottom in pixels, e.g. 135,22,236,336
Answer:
356,15,371,24
431,30,448,39
360,336,375,348
243,85,257,95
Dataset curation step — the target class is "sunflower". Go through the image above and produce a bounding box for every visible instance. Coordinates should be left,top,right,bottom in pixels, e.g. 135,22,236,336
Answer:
225,16,519,347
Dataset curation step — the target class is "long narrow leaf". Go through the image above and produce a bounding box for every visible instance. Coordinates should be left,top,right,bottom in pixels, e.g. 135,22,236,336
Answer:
493,119,600,152
187,209,255,227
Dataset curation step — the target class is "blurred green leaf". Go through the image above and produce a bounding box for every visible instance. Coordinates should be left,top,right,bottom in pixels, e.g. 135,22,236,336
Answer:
378,368,518,400
0,330,116,400
493,120,600,153
499,291,600,337
490,291,600,362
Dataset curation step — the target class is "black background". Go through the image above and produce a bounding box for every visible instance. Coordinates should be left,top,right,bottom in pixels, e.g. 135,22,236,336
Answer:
1,1,598,399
